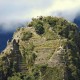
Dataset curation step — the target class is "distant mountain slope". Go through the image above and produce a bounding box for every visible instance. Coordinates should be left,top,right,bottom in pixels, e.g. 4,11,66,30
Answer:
0,16,80,80
74,15,80,27
0,33,13,52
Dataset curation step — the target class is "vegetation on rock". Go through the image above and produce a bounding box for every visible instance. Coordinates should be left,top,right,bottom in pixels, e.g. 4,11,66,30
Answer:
0,16,80,80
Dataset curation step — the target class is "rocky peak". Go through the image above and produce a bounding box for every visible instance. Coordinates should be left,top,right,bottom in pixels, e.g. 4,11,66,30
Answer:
0,16,80,80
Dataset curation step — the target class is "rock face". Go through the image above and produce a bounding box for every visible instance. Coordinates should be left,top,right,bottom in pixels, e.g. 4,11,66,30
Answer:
0,16,80,80
48,46,65,67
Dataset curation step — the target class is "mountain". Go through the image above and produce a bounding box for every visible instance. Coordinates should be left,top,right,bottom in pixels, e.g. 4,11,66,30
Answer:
74,15,80,31
74,15,80,27
0,16,80,80
0,33,13,52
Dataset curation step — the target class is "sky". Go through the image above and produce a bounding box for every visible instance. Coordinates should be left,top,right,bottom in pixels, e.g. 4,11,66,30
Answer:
0,0,80,31
0,0,80,52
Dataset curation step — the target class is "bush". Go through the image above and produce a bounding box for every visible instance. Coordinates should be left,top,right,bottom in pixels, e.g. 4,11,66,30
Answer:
17,28,20,31
35,24,44,35
21,32,32,40
8,76,22,80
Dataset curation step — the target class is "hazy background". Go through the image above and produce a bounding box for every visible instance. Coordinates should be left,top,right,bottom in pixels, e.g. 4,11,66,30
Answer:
0,0,80,52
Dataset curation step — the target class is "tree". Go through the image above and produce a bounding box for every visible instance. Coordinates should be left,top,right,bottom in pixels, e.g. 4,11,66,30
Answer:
35,24,44,35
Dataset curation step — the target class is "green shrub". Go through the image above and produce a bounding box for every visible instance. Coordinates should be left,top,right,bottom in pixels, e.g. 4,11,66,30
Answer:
35,24,44,35
17,28,20,31
21,32,32,40
8,76,22,80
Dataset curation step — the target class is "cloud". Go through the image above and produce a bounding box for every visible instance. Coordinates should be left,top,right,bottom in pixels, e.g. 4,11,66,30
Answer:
30,0,80,21
0,0,80,31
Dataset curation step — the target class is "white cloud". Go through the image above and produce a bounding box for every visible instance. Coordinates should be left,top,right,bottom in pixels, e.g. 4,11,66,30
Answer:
29,0,80,21
0,0,80,31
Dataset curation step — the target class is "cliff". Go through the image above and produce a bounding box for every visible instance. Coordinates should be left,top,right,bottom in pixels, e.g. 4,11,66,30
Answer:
0,16,80,80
